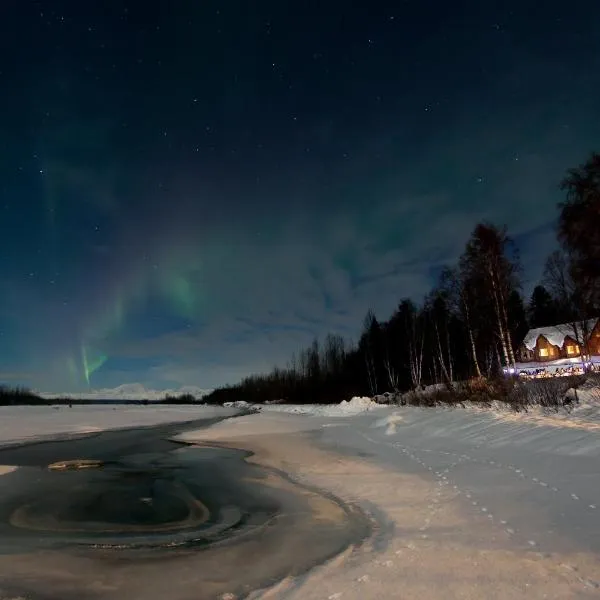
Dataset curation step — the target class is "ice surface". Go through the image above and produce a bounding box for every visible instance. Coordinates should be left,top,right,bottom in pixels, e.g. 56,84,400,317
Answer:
0,404,235,446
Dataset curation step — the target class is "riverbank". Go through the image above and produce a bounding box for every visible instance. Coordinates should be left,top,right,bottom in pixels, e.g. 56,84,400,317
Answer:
1,405,600,598
179,410,600,599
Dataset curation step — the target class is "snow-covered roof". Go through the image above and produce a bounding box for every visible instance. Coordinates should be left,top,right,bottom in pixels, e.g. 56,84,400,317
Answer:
522,319,598,351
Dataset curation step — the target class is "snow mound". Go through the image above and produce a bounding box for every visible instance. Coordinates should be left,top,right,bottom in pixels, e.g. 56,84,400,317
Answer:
223,400,252,409
258,396,383,417
338,396,377,412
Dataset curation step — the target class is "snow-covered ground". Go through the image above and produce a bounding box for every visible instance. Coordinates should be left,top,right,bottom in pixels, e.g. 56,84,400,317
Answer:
228,395,386,417
184,393,600,598
0,404,234,446
2,393,600,598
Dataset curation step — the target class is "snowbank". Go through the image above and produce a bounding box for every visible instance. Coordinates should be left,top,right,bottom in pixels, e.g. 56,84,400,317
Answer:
258,396,384,417
223,400,252,409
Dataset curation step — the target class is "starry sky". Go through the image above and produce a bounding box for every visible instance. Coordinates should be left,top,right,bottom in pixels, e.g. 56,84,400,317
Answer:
1,1,600,393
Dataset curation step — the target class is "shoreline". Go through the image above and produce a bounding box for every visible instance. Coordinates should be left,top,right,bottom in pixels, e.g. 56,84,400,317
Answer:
1,408,600,598
0,413,373,600
178,412,600,599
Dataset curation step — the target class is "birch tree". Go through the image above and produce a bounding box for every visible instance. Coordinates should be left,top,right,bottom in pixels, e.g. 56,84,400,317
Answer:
440,266,483,378
424,289,454,385
460,224,521,371
360,310,382,396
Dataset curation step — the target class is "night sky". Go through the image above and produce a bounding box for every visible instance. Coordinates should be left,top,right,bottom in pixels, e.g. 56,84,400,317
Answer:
2,1,600,393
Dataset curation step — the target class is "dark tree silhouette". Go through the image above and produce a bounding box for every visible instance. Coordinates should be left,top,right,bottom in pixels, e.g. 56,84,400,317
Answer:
507,290,529,355
204,154,599,405
528,285,560,328
459,223,522,370
559,152,600,310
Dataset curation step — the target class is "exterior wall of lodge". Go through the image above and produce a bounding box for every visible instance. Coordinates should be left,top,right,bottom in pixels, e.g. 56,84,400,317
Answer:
518,320,600,363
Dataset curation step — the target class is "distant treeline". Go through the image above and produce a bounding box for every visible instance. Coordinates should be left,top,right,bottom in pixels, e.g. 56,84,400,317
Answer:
0,387,204,406
204,152,600,406
159,393,203,404
0,386,49,406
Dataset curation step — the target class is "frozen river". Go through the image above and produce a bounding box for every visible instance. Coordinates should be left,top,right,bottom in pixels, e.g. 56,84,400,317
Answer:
1,402,600,598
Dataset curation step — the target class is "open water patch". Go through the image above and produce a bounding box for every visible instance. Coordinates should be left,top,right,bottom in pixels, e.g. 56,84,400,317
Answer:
0,417,371,599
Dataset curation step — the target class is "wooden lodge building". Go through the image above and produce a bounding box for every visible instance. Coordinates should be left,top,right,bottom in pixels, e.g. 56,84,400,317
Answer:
518,318,600,363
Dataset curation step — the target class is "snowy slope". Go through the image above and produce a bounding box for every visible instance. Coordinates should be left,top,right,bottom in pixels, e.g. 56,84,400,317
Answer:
176,407,600,598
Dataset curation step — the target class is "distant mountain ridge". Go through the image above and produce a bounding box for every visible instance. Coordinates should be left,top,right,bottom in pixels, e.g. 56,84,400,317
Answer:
39,383,210,401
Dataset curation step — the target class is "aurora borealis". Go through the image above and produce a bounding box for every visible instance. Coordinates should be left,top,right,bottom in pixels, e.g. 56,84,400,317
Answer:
2,1,600,393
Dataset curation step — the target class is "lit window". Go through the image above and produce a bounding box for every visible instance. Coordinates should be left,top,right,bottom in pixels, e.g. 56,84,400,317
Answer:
539,348,549,357
566,345,577,355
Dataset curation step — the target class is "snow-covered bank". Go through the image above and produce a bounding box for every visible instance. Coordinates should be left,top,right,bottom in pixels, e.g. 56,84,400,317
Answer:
0,404,236,446
222,395,385,416
2,397,600,597
174,408,600,598
247,378,600,427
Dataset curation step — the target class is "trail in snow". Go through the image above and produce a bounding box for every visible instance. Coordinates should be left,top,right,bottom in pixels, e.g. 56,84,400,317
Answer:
306,408,600,595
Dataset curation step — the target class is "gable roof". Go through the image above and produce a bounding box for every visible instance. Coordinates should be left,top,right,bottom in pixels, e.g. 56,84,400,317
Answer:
522,318,598,351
